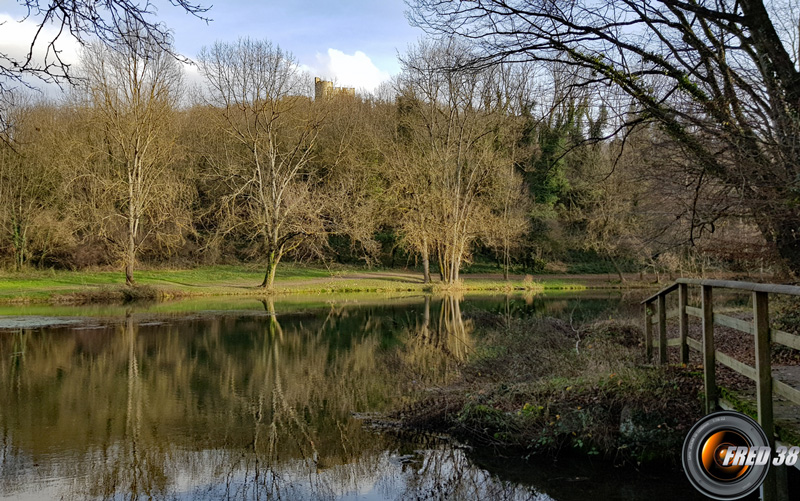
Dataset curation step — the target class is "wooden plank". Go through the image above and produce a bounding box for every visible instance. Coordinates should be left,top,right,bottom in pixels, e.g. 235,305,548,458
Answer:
650,308,679,324
774,379,800,407
641,283,679,304
644,301,653,363
687,337,701,351
667,338,682,346
690,311,800,351
713,313,755,334
677,278,800,297
658,294,667,365
702,285,716,414
679,283,689,363
773,329,800,351
715,350,757,380
753,291,775,443
687,311,800,351
686,308,800,351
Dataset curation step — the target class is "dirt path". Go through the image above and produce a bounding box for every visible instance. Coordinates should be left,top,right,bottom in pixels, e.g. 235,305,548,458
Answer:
274,271,657,288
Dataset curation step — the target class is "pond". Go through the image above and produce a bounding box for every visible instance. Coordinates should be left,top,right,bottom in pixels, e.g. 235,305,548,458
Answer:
0,293,706,500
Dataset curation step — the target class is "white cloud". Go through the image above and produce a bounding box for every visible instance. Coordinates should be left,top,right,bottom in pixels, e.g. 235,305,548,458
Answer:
0,12,82,71
305,48,390,93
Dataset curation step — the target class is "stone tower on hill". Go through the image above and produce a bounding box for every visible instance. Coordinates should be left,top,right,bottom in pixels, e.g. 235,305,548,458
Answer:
314,77,355,100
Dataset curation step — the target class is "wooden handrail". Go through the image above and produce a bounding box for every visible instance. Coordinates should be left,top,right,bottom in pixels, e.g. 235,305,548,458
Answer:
642,278,800,304
641,283,679,304
675,278,800,296
642,278,800,499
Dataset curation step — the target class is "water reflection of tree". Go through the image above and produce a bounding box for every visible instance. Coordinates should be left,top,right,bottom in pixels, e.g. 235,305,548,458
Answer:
80,312,171,499
399,446,545,501
0,298,488,500
399,295,474,393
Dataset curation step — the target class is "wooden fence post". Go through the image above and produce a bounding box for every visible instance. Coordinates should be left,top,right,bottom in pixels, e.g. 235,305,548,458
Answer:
701,285,716,414
678,283,689,364
754,290,777,501
658,293,667,365
645,301,653,362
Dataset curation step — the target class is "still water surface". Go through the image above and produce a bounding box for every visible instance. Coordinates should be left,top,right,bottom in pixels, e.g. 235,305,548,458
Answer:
0,294,704,500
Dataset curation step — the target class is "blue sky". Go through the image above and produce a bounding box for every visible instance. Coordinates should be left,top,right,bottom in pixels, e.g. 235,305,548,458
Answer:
0,0,424,92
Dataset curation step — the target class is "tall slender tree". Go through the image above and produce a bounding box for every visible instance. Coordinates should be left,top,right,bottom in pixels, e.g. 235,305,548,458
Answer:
81,32,185,285
198,39,326,289
391,40,523,284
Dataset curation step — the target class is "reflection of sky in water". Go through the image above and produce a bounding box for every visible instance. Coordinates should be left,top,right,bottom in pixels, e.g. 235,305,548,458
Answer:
0,444,550,500
0,294,706,500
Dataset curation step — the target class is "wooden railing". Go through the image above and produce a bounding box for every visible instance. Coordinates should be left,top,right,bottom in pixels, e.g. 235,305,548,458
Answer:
643,279,800,500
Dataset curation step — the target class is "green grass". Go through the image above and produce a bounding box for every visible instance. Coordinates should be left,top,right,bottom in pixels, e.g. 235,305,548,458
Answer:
0,264,591,304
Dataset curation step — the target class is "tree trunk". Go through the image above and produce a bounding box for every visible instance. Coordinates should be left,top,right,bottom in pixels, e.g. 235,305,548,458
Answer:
503,243,509,281
126,169,137,286
125,215,136,286
437,248,445,282
260,249,281,289
767,210,800,279
607,252,626,284
13,223,25,272
422,237,431,284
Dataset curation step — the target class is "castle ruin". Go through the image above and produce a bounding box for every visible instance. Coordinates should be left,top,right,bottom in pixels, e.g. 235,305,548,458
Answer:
314,77,355,100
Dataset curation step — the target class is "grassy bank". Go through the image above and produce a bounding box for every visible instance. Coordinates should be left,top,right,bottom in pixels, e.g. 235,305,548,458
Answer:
392,315,704,465
0,264,590,304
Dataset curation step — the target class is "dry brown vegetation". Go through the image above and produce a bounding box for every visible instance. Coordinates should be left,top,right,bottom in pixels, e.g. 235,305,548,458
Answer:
392,315,706,465
1,21,794,285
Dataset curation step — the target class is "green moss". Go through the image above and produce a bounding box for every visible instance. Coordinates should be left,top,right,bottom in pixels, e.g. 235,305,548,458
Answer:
718,387,758,420
776,425,800,446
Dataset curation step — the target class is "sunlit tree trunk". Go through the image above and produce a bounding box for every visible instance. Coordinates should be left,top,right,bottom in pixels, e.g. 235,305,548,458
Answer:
125,180,137,286
198,39,324,290
83,31,182,287
421,237,431,284
259,247,283,289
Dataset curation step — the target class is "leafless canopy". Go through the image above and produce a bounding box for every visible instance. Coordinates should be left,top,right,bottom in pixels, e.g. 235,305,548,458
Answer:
408,0,800,275
0,0,208,123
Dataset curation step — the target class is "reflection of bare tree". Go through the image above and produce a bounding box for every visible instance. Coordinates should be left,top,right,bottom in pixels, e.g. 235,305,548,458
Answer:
422,295,430,339
399,294,474,394
8,328,25,393
399,446,544,500
0,299,548,501
222,298,388,499
416,294,473,362
84,311,170,499
436,294,472,361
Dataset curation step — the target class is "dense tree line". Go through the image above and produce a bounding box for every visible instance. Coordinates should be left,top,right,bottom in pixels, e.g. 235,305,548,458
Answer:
409,0,800,278
0,30,787,284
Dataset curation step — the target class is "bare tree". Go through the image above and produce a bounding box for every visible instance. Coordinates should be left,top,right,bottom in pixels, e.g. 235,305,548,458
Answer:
79,33,186,285
409,0,800,277
391,40,525,284
0,0,208,123
0,100,71,269
483,163,530,280
197,39,326,289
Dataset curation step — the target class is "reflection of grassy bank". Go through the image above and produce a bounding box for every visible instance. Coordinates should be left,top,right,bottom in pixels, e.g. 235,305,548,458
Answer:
0,264,587,304
395,315,704,465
